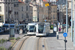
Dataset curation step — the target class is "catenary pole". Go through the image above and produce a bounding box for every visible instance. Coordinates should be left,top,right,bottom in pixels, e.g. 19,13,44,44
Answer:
74,4,75,47
66,0,68,33
71,0,73,42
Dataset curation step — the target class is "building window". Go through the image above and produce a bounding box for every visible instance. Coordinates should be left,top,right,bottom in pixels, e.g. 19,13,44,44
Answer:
22,14,23,19
0,16,3,22
34,0,36,1
9,0,10,2
16,3,18,7
14,3,18,7
14,0,15,1
6,6,7,12
0,16,1,20
0,6,1,11
26,6,28,11
22,7,23,11
26,0,28,3
14,4,16,7
14,12,16,14
17,12,18,15
29,19,31,21
21,0,23,1
26,13,28,18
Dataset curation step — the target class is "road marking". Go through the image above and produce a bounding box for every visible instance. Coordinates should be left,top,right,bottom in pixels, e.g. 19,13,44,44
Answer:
44,38,49,50
36,37,48,50
42,38,45,50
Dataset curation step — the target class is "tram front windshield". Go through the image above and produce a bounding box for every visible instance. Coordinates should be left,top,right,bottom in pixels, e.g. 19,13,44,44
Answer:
29,25,36,32
38,25,44,33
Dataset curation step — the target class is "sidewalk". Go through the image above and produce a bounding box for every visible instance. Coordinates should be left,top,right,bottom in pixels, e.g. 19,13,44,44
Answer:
58,28,75,50
46,28,75,50
58,33,75,50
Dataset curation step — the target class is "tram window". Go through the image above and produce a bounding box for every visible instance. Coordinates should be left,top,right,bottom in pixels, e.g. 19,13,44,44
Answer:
29,26,36,32
38,25,44,33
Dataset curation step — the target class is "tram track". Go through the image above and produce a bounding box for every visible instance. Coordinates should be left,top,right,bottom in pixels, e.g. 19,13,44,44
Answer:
36,37,41,50
12,36,30,50
12,36,48,50
19,36,30,50
44,38,48,50
36,37,48,50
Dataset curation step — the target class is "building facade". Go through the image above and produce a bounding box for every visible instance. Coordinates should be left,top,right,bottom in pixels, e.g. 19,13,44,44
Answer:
0,0,18,24
0,0,33,24
29,3,33,23
62,0,71,25
51,5,57,23
38,6,43,22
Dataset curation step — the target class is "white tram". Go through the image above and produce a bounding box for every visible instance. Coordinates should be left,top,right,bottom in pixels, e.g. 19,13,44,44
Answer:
35,22,50,36
27,23,36,35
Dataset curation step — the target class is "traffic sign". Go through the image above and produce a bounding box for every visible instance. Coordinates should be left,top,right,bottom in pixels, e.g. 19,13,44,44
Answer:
58,23,59,25
63,33,67,37
45,20,46,22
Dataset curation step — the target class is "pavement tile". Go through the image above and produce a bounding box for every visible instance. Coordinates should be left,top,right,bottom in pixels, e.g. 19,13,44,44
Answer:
46,30,75,50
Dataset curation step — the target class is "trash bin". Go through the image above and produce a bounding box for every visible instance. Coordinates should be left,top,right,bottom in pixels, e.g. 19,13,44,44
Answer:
9,28,15,37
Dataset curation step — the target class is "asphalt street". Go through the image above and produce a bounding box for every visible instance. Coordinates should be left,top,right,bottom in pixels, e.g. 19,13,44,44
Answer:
1,29,75,50
13,36,49,50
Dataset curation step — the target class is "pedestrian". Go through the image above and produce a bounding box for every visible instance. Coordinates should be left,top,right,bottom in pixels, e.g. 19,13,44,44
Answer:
59,27,61,32
19,29,23,34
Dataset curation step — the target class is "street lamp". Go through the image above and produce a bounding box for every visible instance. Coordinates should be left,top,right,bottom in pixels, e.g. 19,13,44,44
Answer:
71,0,73,42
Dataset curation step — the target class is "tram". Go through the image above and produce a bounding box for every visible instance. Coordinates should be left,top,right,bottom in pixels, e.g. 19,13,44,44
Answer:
35,22,50,36
27,23,36,35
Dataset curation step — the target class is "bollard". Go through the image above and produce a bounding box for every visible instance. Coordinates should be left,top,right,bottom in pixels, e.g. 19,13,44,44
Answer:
57,32,59,39
61,25,63,32
57,23,59,39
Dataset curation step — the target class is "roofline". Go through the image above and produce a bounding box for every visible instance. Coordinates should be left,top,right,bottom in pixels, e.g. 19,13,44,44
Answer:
18,0,24,3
